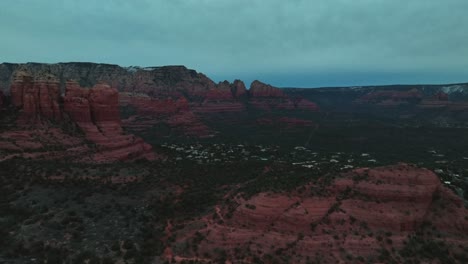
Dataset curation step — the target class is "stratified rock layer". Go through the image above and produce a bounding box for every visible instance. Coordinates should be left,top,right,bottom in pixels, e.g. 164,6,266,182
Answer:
10,71,62,124
0,63,217,95
168,164,468,263
63,81,156,162
250,80,285,97
249,80,319,111
1,73,157,163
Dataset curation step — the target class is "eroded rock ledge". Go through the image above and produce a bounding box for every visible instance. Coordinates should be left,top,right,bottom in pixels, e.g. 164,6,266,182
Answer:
167,164,468,263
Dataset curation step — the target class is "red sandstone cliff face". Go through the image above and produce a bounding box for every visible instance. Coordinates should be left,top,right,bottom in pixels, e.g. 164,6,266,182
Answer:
167,164,468,263
232,79,247,98
0,63,217,95
118,80,248,138
119,92,214,138
63,81,156,162
192,80,248,113
249,80,319,111
250,80,285,97
10,71,62,124
2,64,323,141
0,74,156,163
118,79,319,139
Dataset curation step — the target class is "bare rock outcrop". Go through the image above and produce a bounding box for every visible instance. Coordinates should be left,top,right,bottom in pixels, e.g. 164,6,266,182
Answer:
249,80,319,111
168,164,468,263
10,71,61,123
249,80,285,97
0,63,217,95
63,81,156,162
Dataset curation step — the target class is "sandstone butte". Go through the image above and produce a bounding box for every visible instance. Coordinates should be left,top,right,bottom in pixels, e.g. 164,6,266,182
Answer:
248,80,320,112
166,163,468,263
63,81,156,162
10,70,62,124
3,71,156,163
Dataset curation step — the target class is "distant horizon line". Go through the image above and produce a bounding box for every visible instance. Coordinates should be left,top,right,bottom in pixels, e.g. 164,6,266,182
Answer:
1,61,467,89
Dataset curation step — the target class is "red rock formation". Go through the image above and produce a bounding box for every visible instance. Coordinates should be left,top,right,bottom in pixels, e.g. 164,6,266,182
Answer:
1,63,218,95
10,71,29,107
63,81,156,162
292,97,320,111
88,83,120,123
120,93,189,115
166,112,214,138
248,80,319,112
249,80,285,97
10,71,62,123
63,81,92,122
190,80,249,113
0,79,157,163
231,79,247,98
167,164,468,263
205,87,234,101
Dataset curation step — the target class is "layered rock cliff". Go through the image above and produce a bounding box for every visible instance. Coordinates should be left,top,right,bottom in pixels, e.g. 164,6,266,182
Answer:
0,70,156,163
10,71,62,124
249,80,319,111
1,63,322,140
0,63,216,95
167,164,468,263
63,81,156,162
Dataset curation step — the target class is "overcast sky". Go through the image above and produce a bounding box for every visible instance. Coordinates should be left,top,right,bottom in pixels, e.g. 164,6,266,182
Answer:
1,0,467,87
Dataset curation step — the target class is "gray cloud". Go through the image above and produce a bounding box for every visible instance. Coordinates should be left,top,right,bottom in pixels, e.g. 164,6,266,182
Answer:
1,0,467,87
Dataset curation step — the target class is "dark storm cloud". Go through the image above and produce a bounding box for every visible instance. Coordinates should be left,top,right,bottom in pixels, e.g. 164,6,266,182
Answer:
1,0,467,87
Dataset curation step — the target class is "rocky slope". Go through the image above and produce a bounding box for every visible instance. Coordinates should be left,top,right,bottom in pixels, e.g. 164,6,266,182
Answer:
0,71,156,163
167,164,468,263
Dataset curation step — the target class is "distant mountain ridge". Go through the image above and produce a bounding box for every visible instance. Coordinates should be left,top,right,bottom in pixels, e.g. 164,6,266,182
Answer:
2,62,467,95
